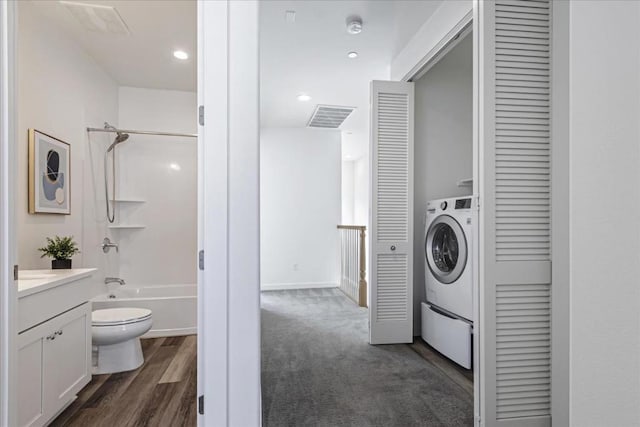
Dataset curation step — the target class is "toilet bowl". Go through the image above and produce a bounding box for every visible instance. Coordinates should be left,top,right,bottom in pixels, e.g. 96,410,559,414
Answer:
92,307,153,375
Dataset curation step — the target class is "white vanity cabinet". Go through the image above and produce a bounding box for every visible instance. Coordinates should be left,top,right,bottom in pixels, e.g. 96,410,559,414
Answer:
17,269,97,427
18,303,91,427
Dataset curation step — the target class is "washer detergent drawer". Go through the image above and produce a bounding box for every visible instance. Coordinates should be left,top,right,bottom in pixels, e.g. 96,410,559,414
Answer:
421,302,472,369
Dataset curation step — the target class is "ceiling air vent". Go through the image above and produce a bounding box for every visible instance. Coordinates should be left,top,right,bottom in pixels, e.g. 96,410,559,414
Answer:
307,105,355,129
60,1,130,35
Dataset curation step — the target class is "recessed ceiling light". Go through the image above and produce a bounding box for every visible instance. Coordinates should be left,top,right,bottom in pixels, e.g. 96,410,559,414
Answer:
297,94,311,102
347,51,358,59
173,50,189,60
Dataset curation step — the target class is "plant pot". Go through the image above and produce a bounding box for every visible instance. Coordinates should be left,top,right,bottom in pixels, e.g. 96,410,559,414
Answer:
52,259,72,270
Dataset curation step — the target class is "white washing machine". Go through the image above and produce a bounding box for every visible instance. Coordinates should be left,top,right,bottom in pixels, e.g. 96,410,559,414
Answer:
421,196,474,369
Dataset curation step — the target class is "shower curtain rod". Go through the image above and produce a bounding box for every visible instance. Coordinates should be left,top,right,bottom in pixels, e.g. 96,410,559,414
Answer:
87,127,197,138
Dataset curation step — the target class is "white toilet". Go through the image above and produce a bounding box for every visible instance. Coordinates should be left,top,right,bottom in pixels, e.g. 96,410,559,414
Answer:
91,307,153,375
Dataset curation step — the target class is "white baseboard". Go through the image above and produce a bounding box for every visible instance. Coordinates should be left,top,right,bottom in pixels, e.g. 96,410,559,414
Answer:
260,282,338,292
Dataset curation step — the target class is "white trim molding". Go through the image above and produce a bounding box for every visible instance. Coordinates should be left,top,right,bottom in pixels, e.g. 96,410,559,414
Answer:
0,1,17,425
260,282,338,292
198,1,261,426
550,0,570,424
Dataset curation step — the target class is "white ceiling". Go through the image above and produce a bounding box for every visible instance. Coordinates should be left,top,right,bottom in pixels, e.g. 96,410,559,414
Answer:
32,0,196,92
32,0,440,159
260,1,442,160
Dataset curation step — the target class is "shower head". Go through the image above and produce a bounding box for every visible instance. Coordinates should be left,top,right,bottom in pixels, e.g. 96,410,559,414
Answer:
114,132,130,143
104,122,130,152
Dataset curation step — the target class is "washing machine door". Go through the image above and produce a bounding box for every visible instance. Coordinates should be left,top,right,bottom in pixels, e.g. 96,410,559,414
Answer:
425,215,468,285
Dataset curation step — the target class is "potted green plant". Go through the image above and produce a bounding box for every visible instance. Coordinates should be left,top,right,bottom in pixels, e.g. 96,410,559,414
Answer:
38,236,80,269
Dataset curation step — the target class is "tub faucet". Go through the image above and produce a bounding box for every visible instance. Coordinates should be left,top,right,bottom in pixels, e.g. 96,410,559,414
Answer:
105,277,125,286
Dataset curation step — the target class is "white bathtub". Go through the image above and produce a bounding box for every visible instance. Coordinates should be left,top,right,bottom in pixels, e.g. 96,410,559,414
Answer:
92,285,196,338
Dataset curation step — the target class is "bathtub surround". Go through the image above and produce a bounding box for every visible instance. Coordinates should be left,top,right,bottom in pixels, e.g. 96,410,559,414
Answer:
115,87,197,286
93,285,197,338
260,128,342,290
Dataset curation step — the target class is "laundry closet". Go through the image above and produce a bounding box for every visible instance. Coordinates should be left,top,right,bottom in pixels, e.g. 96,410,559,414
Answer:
412,32,474,369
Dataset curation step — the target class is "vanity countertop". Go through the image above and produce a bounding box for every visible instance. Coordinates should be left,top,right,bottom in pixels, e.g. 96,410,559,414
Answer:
18,268,97,299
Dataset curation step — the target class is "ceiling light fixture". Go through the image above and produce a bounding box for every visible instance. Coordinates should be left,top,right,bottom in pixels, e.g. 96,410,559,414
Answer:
297,94,311,102
347,51,358,59
173,50,189,60
346,16,363,35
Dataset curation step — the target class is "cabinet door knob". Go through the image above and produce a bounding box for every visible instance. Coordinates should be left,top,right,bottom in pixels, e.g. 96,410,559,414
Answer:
390,245,396,251
46,335,55,340
55,330,63,336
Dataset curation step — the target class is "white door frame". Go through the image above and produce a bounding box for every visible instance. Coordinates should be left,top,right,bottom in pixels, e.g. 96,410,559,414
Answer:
398,8,481,425
197,1,261,425
550,0,570,424
0,1,17,425
197,1,229,424
204,0,569,425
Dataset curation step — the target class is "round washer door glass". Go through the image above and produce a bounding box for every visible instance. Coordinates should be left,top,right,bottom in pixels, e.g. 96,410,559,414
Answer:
425,215,467,284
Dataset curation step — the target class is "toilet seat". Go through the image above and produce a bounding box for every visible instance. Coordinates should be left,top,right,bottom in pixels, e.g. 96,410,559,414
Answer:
92,308,152,327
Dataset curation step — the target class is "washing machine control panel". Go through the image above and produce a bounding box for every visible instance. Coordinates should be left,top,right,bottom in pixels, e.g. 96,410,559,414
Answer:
455,198,472,209
440,201,448,210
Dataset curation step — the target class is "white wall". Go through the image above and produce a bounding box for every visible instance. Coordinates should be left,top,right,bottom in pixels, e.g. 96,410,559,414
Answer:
341,160,355,224
353,157,369,233
391,0,472,81
391,1,443,61
17,2,118,293
412,34,473,334
116,87,197,285
569,2,640,425
260,128,341,289
353,156,369,291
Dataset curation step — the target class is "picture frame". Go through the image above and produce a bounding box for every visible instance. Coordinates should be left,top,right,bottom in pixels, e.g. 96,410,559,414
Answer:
28,129,71,214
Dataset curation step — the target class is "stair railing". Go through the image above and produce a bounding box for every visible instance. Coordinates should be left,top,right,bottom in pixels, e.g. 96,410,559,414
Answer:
337,225,367,307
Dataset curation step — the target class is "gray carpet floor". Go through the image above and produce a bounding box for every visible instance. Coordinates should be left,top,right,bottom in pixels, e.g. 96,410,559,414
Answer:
261,288,473,427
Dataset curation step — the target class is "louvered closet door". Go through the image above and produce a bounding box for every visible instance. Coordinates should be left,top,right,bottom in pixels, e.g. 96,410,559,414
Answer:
478,0,552,425
369,80,414,345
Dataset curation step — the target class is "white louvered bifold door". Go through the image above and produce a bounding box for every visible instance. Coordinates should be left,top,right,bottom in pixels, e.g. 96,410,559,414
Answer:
369,81,414,345
478,1,552,426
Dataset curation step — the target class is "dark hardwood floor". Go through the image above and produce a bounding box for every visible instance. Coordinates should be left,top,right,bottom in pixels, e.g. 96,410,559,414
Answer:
409,338,474,398
51,335,197,427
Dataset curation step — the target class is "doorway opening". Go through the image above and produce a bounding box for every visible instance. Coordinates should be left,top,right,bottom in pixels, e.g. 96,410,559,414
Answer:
259,2,476,425
13,1,199,425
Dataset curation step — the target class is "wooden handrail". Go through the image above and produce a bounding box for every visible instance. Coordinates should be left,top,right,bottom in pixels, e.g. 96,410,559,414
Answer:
337,225,367,308
337,225,366,231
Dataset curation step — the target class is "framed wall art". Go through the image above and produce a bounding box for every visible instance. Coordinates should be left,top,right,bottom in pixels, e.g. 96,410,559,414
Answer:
28,129,71,214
